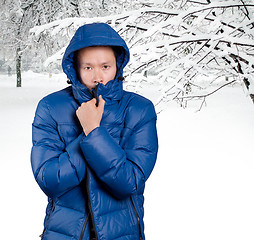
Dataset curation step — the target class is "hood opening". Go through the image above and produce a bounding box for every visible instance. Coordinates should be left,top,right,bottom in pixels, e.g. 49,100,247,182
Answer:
62,23,130,87
71,45,126,86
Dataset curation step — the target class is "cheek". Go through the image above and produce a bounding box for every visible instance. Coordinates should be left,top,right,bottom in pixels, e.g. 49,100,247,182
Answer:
110,67,117,78
79,70,90,81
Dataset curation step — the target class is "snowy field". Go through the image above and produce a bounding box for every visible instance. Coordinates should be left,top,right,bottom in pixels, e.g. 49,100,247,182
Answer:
0,71,254,240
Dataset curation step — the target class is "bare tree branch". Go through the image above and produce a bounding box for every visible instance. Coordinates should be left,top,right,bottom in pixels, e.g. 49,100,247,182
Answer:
175,80,236,99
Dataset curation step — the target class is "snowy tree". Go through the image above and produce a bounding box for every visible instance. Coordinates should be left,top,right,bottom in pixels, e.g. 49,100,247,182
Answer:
0,0,49,87
0,0,59,86
30,0,254,111
0,0,23,86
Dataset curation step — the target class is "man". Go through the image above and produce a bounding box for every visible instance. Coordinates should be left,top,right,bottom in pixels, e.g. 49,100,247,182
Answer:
31,22,158,240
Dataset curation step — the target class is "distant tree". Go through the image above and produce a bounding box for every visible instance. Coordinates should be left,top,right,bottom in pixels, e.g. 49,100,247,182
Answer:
0,0,41,87
30,0,254,111
0,0,91,86
16,1,36,87
1,0,21,85
0,0,39,87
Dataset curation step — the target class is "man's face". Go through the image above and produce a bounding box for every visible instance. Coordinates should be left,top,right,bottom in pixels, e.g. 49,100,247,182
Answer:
77,46,117,90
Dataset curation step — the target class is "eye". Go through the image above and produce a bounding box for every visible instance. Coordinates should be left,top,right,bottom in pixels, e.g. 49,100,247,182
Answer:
102,65,110,70
84,66,92,70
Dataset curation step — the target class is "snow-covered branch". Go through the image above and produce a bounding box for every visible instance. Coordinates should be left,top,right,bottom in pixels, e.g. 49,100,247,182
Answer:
29,1,254,110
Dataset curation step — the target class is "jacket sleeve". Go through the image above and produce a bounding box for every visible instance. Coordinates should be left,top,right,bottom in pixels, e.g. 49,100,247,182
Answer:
80,100,158,199
31,98,86,198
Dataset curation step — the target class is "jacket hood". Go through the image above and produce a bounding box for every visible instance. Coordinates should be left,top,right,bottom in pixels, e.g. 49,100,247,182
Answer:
62,22,130,104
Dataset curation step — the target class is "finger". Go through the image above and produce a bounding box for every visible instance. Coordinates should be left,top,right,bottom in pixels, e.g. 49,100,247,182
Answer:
89,98,97,105
98,95,105,103
82,98,96,107
76,108,80,117
98,95,105,109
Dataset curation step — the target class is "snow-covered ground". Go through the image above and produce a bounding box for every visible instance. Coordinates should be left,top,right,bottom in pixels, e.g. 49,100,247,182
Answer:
0,71,253,240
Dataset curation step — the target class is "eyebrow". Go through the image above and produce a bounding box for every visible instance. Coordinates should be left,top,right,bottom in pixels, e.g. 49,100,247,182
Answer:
80,61,113,66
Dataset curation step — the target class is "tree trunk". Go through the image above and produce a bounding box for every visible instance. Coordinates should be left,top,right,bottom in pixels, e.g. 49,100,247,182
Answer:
16,47,22,87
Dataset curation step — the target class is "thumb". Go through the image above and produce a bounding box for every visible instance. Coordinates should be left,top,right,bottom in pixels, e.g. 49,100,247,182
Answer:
98,95,105,110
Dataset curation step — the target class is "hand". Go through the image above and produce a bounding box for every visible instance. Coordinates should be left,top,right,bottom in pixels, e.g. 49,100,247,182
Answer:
76,95,105,136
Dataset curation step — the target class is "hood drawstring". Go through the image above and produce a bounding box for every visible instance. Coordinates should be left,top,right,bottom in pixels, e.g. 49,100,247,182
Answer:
118,76,125,81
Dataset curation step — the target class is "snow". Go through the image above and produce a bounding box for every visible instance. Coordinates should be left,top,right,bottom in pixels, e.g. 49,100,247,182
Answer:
0,72,254,240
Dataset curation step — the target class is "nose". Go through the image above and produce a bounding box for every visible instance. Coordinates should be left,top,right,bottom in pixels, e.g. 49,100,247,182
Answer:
93,69,103,83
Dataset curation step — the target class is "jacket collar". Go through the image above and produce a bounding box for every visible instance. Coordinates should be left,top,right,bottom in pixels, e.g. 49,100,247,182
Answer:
71,76,123,105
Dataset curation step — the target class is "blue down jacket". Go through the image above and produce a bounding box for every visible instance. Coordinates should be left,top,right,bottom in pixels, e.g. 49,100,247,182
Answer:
31,23,158,240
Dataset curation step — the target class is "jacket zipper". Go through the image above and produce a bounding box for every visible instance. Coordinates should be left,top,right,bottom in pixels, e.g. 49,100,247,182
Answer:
39,228,46,238
130,196,142,240
93,83,99,107
87,83,100,107
86,166,98,240
79,213,89,240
